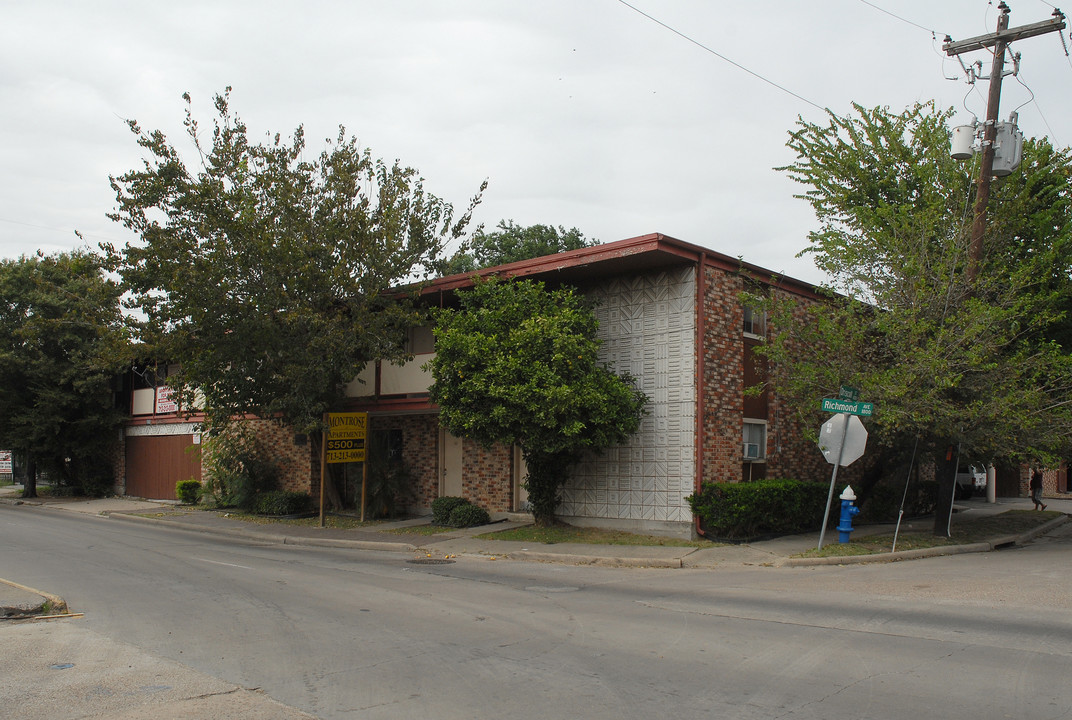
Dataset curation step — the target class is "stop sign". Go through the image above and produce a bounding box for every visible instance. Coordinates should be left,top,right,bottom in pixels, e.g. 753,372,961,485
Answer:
819,414,868,466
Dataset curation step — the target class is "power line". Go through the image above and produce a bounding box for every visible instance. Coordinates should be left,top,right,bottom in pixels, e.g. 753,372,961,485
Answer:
614,0,828,113
856,0,943,36
0,217,116,246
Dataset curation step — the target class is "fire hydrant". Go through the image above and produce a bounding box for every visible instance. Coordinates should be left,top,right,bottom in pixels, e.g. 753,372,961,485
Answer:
837,486,860,544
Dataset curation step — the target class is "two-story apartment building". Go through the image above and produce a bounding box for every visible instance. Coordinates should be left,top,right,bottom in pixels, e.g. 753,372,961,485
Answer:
114,233,830,537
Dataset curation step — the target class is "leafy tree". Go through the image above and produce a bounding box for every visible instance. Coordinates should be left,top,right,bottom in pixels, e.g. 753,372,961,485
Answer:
0,250,130,497
109,88,485,439
428,278,648,526
442,219,595,275
759,101,1072,533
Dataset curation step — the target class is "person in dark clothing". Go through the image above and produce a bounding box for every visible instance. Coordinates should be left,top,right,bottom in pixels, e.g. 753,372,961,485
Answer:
1030,468,1047,511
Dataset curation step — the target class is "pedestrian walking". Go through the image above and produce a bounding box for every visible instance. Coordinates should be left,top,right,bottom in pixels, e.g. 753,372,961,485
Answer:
1030,468,1047,511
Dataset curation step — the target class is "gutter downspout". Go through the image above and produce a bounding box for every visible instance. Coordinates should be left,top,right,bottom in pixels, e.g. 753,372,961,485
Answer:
695,254,707,537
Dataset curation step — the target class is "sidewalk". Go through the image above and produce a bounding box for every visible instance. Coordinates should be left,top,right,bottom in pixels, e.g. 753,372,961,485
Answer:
2,483,1069,617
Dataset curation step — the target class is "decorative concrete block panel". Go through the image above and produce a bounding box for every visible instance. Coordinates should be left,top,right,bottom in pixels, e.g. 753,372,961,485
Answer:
561,266,697,527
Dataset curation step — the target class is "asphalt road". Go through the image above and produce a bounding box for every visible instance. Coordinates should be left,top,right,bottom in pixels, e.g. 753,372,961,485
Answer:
2,503,1071,719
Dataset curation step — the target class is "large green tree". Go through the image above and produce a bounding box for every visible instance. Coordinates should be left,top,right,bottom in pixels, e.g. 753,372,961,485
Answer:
442,219,595,275
428,278,648,526
0,250,130,497
109,89,484,435
759,101,1072,533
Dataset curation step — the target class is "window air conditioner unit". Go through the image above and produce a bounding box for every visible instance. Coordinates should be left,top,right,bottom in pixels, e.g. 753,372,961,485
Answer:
743,443,761,460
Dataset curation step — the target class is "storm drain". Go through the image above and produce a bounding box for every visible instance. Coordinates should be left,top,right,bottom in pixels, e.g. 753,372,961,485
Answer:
407,558,456,565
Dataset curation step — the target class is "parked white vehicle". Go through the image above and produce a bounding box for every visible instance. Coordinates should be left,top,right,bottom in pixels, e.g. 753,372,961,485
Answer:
955,464,987,498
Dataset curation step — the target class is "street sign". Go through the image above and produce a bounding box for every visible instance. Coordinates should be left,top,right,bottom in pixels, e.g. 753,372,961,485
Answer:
325,412,368,464
819,414,868,467
821,398,873,416
838,385,860,402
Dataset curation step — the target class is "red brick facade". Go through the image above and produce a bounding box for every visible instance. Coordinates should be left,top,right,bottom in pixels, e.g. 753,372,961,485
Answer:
760,286,830,484
701,267,746,483
461,439,514,511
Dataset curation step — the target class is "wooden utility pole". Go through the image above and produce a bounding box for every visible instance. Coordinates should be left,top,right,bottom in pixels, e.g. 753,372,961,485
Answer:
943,3,1066,283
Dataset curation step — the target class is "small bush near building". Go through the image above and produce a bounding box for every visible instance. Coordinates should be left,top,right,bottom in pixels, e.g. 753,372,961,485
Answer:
686,478,829,539
431,496,469,525
202,423,280,511
431,496,491,528
176,479,202,505
448,502,491,528
254,490,313,516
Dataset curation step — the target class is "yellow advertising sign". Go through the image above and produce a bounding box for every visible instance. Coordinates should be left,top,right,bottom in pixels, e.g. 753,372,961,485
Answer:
325,412,368,464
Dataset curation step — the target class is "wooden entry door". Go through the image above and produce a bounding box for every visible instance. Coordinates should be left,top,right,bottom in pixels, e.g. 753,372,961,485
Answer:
125,434,201,500
439,430,463,498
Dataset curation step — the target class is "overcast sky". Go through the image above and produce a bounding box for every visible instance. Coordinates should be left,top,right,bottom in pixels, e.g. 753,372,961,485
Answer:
2,0,1070,285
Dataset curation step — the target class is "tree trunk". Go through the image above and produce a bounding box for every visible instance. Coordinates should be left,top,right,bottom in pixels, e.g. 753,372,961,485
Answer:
22,455,37,499
933,447,958,536
523,452,574,527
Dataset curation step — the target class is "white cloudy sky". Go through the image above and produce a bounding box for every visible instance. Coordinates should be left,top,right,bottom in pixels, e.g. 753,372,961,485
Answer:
2,0,1070,285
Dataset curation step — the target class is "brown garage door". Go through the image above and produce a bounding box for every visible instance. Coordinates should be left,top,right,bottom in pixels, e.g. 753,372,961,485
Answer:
125,435,202,500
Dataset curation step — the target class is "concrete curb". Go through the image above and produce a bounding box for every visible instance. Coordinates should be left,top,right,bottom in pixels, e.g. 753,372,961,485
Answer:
108,512,419,553
507,551,683,568
784,515,1069,567
0,578,69,618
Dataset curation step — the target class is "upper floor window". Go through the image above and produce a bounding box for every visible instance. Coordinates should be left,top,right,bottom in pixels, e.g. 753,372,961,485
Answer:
743,420,767,462
407,326,435,355
743,306,766,337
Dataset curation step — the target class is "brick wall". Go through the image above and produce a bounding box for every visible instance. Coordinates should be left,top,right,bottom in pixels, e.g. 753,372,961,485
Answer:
200,418,315,498
700,270,831,487
1020,466,1059,497
111,430,126,495
461,439,514,512
761,286,830,483
701,266,745,484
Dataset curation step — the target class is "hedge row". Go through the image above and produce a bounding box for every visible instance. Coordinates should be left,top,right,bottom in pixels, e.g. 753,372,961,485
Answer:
686,478,829,539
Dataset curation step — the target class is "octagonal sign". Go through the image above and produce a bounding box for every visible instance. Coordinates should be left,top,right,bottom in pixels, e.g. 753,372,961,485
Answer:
819,413,868,467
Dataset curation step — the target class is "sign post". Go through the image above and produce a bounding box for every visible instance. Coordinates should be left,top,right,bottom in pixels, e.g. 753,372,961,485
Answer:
816,394,871,550
319,412,369,526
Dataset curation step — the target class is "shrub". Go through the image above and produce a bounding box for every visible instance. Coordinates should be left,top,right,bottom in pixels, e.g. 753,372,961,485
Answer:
254,490,313,516
686,478,829,539
202,423,280,510
449,502,490,528
176,479,202,505
432,496,468,525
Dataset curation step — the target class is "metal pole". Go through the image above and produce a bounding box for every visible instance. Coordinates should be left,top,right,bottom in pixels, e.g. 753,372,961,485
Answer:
360,461,367,523
945,444,962,538
817,414,851,550
318,412,327,528
892,435,921,553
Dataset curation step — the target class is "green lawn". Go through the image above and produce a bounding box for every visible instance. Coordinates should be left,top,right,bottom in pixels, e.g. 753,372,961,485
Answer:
475,523,710,547
797,510,1061,558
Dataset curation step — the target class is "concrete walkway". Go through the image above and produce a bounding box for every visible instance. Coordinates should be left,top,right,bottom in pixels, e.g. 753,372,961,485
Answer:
2,483,1069,617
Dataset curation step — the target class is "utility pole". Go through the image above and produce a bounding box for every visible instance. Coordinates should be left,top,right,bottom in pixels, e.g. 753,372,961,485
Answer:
943,2,1066,283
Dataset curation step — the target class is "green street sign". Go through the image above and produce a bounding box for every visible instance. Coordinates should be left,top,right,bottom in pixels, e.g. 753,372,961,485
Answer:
821,398,873,416
838,385,860,402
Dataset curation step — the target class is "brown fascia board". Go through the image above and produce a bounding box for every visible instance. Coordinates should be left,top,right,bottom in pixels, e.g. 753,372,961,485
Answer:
418,232,824,300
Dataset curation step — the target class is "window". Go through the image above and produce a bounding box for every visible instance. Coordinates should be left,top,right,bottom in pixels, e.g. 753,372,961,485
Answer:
743,306,766,337
743,420,767,462
407,326,435,355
